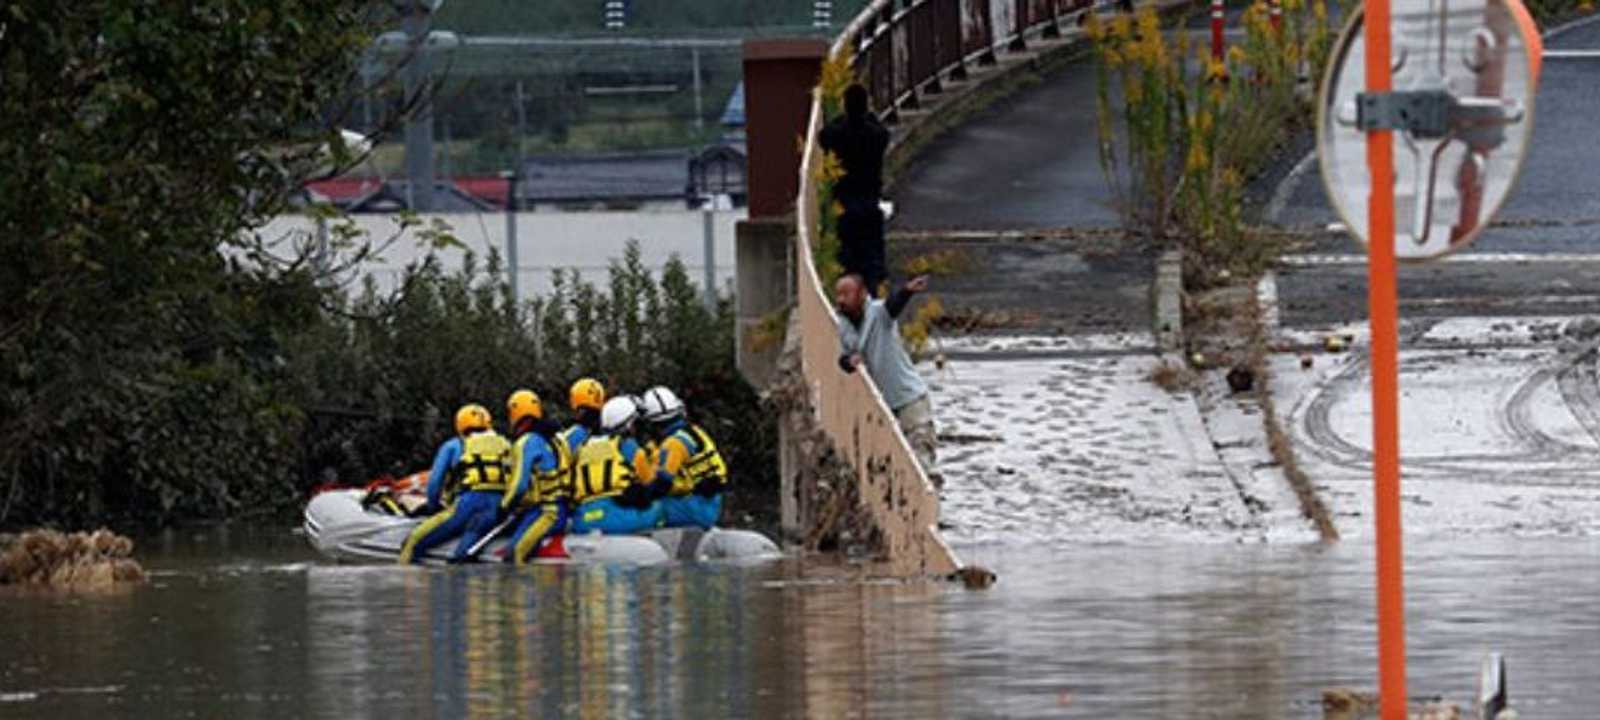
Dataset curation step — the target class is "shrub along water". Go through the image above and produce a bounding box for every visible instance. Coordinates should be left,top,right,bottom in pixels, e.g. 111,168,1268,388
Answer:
291,242,778,534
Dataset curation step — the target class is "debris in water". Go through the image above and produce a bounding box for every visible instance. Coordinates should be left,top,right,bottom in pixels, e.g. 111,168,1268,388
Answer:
1320,688,1461,720
1226,365,1255,394
948,565,997,590
0,529,146,590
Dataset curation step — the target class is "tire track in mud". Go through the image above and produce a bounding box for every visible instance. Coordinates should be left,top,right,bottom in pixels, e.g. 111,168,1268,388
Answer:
1294,344,1600,487
1556,346,1600,447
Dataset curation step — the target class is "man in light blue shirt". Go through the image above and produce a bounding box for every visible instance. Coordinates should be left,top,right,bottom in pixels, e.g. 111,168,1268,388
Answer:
834,273,940,487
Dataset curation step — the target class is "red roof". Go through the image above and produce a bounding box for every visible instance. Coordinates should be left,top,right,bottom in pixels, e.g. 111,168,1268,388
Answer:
306,177,383,201
306,176,511,208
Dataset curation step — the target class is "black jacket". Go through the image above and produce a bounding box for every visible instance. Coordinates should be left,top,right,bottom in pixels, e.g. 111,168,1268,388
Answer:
819,112,891,209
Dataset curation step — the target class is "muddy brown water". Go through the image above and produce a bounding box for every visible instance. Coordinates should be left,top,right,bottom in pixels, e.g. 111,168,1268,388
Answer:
2,530,1598,718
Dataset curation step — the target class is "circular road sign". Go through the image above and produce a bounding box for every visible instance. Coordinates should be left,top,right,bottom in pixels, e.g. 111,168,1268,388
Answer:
1317,0,1542,261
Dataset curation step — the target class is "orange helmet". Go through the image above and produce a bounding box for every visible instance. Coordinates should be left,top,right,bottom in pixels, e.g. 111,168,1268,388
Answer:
507,389,543,427
568,378,606,412
454,404,492,435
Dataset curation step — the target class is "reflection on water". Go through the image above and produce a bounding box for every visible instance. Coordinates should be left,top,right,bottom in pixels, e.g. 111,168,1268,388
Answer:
3,531,1599,719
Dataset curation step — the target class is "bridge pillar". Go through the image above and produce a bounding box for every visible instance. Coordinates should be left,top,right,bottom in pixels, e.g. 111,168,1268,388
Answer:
735,39,823,390
741,39,828,219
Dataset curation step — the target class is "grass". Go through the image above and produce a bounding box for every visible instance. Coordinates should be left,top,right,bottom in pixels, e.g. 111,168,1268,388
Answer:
899,248,976,277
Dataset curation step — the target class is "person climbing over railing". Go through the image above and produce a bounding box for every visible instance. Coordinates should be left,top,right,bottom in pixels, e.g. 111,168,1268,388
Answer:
834,272,941,489
820,83,892,296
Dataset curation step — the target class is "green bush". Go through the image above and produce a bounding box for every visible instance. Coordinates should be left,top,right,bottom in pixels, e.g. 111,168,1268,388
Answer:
296,242,777,532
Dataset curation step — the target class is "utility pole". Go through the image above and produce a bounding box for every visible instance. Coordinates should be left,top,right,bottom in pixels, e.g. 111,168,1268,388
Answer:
514,80,528,152
441,116,453,181
402,0,437,211
503,169,520,306
692,48,705,133
702,200,716,310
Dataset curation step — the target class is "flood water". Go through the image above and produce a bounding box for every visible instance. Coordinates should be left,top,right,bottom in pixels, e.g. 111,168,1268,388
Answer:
3,531,1599,718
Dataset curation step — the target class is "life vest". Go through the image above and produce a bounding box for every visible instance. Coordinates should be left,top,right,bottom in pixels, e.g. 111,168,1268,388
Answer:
668,424,728,496
537,431,573,504
508,434,569,509
572,435,636,505
456,431,511,493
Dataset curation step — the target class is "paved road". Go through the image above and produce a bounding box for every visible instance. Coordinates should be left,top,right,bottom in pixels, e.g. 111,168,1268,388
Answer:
1271,18,1600,328
889,59,1122,232
886,233,1154,337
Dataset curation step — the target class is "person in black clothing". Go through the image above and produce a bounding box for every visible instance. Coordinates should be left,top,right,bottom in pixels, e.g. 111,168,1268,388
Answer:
819,83,892,296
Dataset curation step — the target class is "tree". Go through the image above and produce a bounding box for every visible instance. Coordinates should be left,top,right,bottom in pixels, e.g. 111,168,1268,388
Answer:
0,1,392,525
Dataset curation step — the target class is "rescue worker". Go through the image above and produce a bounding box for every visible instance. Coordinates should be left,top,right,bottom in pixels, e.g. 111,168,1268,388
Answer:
561,377,606,455
569,396,668,535
501,389,572,565
638,387,729,530
399,404,513,563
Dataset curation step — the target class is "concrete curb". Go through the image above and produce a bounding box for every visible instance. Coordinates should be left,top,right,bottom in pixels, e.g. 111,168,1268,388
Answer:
1154,250,1184,352
1542,10,1600,40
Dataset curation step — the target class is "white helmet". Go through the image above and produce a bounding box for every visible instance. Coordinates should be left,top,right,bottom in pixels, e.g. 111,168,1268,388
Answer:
638,386,685,423
600,396,639,433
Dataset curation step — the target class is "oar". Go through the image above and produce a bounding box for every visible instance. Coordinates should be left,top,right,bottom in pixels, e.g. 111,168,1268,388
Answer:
463,513,518,560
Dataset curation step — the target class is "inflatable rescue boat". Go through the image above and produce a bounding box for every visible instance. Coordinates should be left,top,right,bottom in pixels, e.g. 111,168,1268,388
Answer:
302,477,781,566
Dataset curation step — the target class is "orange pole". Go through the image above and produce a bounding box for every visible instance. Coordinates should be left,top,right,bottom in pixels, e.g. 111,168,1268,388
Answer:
1362,0,1407,718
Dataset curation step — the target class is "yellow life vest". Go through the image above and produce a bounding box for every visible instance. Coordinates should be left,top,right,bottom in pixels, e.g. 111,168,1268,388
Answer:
537,432,573,503
572,435,636,505
668,424,728,496
507,434,568,509
457,431,511,493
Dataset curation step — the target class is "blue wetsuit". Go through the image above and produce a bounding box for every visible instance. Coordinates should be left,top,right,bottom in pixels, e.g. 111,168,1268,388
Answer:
654,419,724,530
399,435,507,563
504,428,570,564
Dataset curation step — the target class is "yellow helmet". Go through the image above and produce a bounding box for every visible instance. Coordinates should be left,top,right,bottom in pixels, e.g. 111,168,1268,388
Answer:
569,378,606,412
454,404,492,435
507,389,543,426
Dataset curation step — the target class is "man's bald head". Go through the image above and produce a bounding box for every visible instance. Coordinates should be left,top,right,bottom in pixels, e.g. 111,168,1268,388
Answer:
834,273,867,320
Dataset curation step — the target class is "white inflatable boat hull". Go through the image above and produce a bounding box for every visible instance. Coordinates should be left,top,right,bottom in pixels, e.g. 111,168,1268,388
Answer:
302,489,781,566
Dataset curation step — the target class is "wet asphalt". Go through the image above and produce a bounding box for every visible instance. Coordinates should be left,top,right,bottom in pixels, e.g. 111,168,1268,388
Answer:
889,57,1120,233
1272,18,1600,327
889,15,1600,333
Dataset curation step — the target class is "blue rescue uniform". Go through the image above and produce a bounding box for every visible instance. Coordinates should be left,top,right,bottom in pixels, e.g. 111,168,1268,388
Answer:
399,431,511,563
653,419,729,530
569,434,664,535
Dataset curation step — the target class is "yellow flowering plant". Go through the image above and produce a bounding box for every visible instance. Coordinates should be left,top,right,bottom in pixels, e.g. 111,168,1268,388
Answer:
1090,0,1331,287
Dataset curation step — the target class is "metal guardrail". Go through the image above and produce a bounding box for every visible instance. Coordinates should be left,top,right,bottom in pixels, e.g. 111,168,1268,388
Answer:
792,0,1092,576
841,0,1094,122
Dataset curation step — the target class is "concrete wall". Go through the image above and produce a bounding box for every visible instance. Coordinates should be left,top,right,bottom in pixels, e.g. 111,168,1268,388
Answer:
735,218,794,390
255,209,745,298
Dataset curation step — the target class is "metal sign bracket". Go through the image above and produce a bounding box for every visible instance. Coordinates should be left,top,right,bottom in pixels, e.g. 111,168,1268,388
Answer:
1356,89,1453,138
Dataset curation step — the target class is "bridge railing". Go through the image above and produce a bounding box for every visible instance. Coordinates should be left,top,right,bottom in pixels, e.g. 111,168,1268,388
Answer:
791,0,1092,576
842,0,1094,123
